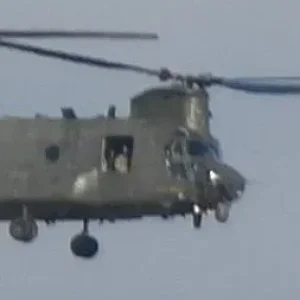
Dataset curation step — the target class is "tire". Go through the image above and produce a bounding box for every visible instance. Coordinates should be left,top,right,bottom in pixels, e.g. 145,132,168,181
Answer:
70,234,99,258
9,218,38,242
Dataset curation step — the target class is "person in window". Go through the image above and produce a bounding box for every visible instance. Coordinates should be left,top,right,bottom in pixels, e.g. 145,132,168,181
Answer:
114,145,129,174
103,149,115,171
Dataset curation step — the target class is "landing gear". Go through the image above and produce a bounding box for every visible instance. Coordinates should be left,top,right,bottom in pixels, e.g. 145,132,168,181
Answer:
9,205,38,243
215,201,230,223
9,218,38,242
192,204,202,229
70,219,99,259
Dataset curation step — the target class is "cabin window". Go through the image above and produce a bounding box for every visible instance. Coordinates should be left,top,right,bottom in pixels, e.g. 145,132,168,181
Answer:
101,135,134,174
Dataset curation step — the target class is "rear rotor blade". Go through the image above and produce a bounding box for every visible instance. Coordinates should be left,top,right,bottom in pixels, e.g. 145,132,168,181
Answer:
0,30,159,40
214,76,300,94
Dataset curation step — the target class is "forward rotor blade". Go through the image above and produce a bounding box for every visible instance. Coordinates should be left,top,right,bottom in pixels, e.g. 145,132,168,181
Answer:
0,38,161,76
2,37,299,96
0,30,159,40
215,77,300,94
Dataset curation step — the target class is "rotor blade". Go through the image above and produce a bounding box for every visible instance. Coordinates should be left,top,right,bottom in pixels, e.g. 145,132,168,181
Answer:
4,36,298,96
0,38,162,76
214,77,300,94
0,30,159,40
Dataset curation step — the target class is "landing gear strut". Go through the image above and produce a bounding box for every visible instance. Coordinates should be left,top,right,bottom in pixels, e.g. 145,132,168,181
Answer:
9,205,38,243
70,219,99,259
192,204,202,228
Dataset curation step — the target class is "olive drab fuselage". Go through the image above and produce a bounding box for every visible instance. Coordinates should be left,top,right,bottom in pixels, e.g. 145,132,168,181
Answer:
0,84,245,222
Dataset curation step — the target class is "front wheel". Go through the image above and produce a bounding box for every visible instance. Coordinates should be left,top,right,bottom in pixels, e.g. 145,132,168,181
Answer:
9,218,38,242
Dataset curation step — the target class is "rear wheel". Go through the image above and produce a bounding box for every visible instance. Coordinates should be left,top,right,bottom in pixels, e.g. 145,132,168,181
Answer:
70,234,99,259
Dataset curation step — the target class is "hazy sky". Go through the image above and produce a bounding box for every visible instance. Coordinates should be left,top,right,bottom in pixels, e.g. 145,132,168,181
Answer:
0,0,300,299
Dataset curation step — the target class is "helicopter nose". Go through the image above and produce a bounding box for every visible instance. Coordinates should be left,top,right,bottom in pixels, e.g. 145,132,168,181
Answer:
236,188,244,199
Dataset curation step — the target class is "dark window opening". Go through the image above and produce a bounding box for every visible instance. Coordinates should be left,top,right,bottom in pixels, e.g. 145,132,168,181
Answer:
45,144,60,163
187,139,210,156
102,135,134,174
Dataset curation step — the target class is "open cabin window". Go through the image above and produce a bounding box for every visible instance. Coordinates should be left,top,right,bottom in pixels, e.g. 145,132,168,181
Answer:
101,135,134,174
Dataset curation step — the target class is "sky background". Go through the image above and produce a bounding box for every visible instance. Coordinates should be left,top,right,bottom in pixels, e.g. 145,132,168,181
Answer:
0,0,300,299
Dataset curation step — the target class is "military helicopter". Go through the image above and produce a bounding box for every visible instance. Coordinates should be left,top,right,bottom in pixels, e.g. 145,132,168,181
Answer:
1,30,300,259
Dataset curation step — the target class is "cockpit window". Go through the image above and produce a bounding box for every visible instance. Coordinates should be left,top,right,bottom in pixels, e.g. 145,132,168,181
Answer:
209,143,220,160
187,140,210,156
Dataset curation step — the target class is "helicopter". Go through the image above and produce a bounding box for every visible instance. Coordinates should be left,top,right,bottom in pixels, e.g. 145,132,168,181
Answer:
1,30,300,259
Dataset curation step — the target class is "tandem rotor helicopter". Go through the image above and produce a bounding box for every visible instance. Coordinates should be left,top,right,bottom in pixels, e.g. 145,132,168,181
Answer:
0,29,299,259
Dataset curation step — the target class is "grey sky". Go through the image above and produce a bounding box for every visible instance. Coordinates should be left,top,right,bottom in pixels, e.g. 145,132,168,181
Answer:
0,0,300,299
